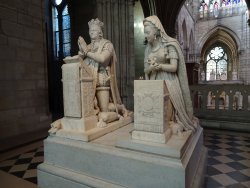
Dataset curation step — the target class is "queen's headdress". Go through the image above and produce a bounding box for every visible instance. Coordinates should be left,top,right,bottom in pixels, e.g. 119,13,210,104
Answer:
88,18,104,29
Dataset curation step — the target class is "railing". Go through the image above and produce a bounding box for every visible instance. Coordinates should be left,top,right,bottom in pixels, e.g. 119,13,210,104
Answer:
189,84,250,123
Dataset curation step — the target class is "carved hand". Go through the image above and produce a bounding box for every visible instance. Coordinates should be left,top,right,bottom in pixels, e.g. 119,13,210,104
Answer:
154,63,161,70
78,36,88,55
78,50,85,59
147,57,156,71
148,57,161,71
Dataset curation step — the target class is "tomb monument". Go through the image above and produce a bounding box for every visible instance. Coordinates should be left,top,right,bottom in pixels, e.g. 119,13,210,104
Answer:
38,17,207,188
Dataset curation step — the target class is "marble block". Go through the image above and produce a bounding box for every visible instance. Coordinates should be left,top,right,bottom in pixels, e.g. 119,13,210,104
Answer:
51,56,98,140
63,56,95,119
62,62,82,117
55,116,132,141
38,124,207,188
133,80,171,143
50,56,133,142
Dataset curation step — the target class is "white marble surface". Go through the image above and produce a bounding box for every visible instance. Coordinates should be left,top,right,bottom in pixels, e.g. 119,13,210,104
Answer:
38,123,207,188
134,80,169,133
133,80,172,143
62,60,82,118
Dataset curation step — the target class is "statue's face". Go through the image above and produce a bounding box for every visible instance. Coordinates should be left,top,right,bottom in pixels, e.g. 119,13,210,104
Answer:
144,26,156,44
89,25,101,40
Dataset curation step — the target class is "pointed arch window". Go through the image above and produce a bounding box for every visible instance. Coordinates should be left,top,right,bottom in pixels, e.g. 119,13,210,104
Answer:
206,46,228,81
52,0,71,59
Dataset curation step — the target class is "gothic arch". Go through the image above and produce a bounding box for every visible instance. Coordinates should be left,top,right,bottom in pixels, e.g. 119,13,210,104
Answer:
189,30,194,54
198,26,241,54
182,19,188,49
199,26,240,80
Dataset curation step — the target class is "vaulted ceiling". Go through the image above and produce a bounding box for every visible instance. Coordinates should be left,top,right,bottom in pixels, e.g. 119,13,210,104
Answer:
140,0,250,37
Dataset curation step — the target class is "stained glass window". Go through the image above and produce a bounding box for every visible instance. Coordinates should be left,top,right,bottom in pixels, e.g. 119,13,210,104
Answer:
52,8,59,57
52,1,71,58
206,46,228,80
62,5,71,57
199,0,246,19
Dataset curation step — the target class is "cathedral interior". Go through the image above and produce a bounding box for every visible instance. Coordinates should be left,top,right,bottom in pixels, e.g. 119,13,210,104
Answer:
0,0,250,187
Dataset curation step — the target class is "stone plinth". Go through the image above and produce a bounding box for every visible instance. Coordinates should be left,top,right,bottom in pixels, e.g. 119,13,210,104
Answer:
133,80,171,143
38,77,207,188
38,124,207,188
61,56,97,130
51,55,132,142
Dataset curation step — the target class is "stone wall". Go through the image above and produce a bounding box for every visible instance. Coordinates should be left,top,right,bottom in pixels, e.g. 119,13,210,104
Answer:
0,0,51,151
177,5,199,84
177,5,195,57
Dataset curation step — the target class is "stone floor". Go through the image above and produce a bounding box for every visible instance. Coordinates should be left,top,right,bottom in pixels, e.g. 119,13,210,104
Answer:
0,129,249,188
204,129,250,188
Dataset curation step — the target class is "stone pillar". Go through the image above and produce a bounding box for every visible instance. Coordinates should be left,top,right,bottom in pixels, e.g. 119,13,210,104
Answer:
132,80,171,143
96,0,135,110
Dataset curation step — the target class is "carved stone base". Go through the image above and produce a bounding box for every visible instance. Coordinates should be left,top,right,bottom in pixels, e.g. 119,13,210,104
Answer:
120,129,192,158
38,124,207,188
61,116,97,131
55,116,132,142
131,128,172,144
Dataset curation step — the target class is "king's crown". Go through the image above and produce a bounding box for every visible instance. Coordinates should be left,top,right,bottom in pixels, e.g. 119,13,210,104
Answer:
88,18,104,29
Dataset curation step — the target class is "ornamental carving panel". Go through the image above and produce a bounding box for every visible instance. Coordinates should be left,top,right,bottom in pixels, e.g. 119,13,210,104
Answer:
134,80,169,133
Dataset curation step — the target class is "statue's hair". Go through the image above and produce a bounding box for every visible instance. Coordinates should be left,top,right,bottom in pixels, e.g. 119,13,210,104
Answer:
143,20,154,27
143,21,161,38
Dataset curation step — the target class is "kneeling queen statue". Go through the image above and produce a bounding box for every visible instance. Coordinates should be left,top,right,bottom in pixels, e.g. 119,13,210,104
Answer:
143,15,198,133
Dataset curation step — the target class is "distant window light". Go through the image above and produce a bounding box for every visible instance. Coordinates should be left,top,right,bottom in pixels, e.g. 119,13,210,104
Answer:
206,46,228,81
62,5,71,57
52,2,71,58
55,0,62,5
52,7,59,57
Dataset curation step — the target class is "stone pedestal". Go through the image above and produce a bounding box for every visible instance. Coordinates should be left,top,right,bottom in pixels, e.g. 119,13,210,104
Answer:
39,79,207,188
52,56,97,141
133,80,171,143
51,55,132,142
38,124,207,188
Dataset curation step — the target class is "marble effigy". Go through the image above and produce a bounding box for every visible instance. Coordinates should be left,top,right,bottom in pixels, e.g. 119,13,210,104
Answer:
38,16,207,188
48,19,132,142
